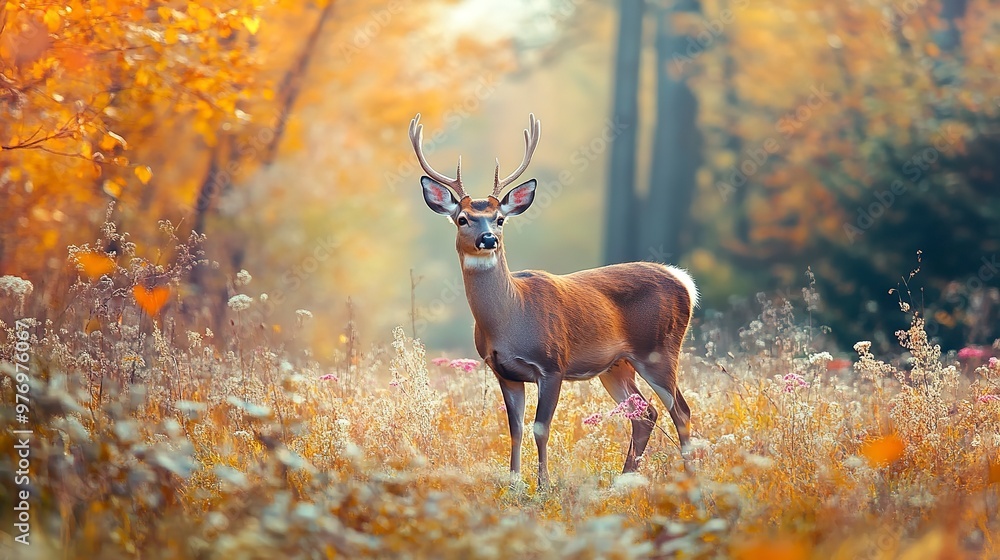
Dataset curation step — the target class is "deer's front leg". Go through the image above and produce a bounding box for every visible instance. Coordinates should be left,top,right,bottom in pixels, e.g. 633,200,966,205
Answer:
496,376,525,478
533,374,563,490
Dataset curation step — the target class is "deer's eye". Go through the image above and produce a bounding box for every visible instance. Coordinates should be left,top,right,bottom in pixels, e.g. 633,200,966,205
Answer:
496,217,505,227
457,216,469,226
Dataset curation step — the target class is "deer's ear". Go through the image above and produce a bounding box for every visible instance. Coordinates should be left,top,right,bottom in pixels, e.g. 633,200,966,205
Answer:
421,176,460,216
499,179,536,216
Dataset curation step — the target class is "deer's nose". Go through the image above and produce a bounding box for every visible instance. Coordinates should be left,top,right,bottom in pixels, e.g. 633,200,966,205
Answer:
476,232,498,250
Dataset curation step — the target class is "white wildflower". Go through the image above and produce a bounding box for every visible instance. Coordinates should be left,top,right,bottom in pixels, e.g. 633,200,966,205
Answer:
844,455,865,469
0,275,33,298
612,472,649,491
809,351,833,365
715,434,737,447
259,293,268,302
235,269,252,286
854,341,872,354
228,294,252,311
296,309,313,321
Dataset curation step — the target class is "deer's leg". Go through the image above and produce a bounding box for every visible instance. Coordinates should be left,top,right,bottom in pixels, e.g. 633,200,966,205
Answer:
599,361,657,473
497,377,525,478
634,341,692,456
533,374,563,489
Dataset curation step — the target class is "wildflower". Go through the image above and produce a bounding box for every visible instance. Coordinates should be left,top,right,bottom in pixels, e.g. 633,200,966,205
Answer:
715,433,737,446
979,394,1000,404
782,372,809,393
259,293,269,302
958,346,990,361
431,357,451,366
389,380,401,387
582,413,603,426
808,352,832,365
448,358,480,373
0,275,33,298
296,309,313,321
990,357,999,369
610,393,649,420
319,373,339,382
236,269,252,286
228,294,252,311
854,341,872,354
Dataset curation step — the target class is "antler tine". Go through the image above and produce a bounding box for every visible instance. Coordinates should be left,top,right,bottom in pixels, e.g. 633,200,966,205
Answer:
492,113,541,197
409,113,467,199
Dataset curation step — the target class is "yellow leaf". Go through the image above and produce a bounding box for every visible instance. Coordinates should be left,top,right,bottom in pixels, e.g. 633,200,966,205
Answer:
43,8,61,32
157,6,172,20
134,166,152,185
989,460,1000,484
103,178,124,198
861,433,906,467
164,28,179,45
242,16,260,35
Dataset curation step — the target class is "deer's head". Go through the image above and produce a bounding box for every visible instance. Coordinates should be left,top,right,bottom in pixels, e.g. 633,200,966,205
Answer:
410,114,540,268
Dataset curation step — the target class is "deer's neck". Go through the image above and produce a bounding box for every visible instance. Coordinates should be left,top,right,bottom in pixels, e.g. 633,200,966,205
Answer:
460,246,519,331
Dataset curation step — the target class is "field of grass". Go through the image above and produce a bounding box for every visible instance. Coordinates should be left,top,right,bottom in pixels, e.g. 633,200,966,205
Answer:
1,231,999,559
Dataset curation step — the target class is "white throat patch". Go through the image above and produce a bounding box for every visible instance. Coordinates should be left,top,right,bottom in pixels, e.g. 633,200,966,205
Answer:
463,253,498,271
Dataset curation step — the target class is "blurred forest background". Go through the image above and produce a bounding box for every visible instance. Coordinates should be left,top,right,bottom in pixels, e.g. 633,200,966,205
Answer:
2,0,999,360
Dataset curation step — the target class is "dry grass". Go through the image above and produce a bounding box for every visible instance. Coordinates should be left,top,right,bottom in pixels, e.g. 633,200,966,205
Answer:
1,232,998,559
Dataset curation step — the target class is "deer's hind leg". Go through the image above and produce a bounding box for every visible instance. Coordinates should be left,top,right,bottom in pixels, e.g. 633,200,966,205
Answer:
598,360,658,473
632,338,692,455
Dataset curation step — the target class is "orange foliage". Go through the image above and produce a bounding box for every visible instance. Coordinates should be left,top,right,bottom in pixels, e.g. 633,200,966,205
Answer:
860,433,907,467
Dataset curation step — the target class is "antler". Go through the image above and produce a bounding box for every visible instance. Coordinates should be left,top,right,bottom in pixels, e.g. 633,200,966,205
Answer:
409,113,468,199
492,113,541,198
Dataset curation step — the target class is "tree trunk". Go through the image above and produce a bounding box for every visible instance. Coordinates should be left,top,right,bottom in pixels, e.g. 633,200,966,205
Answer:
640,3,701,264
603,0,643,264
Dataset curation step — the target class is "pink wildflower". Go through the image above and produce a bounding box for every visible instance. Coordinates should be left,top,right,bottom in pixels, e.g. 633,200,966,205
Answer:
448,358,480,373
958,346,990,361
979,394,1000,404
583,413,603,426
610,394,649,420
431,357,450,366
389,380,401,388
782,372,809,393
989,357,998,369
318,373,339,382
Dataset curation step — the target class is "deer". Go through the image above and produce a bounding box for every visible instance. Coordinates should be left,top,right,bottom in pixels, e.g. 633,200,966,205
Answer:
409,113,698,488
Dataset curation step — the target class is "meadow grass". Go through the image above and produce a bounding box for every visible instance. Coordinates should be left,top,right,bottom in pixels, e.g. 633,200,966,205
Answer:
0,231,998,559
